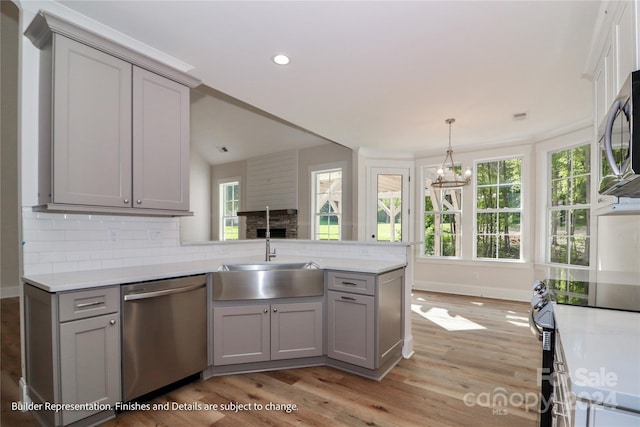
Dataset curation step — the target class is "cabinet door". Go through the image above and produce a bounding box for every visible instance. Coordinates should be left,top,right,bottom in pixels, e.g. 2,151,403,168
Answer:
132,67,190,211
213,305,270,365
59,314,120,425
53,35,132,207
271,301,323,360
614,1,636,94
327,291,375,369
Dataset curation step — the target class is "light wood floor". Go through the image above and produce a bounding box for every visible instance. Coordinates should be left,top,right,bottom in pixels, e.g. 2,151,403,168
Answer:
1,291,541,426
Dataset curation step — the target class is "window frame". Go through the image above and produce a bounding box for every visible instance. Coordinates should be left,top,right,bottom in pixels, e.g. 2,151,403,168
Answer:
311,167,343,241
546,143,591,267
218,179,240,241
421,164,464,259
473,156,524,262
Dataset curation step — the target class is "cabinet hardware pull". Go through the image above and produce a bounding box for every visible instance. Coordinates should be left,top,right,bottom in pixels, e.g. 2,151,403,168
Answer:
76,301,103,309
124,199,129,204
109,319,116,325
341,296,356,301
136,200,142,204
341,281,358,286
263,308,268,313
273,308,278,312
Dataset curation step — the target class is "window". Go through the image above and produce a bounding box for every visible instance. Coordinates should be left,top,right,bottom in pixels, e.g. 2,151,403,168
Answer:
422,166,463,257
219,181,239,241
475,158,522,260
548,144,591,266
312,169,342,240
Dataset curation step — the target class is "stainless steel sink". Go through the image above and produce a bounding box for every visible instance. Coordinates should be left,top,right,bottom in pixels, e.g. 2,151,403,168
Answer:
218,262,318,271
212,262,324,300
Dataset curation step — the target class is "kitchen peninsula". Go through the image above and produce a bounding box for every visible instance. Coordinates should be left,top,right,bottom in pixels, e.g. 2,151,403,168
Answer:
22,238,410,427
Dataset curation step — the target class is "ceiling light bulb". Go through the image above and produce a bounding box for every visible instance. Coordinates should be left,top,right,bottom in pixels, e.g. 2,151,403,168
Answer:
436,167,445,177
273,54,290,65
465,167,472,178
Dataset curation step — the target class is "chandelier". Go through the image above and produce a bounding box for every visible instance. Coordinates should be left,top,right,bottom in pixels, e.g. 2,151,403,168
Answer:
431,118,472,189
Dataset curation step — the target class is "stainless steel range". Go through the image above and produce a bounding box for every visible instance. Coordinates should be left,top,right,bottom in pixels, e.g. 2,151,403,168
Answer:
529,274,640,427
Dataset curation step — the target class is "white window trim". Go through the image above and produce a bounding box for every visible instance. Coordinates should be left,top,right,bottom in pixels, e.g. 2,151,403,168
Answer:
218,177,240,241
545,143,592,267
420,163,464,259
311,166,343,241
473,155,525,262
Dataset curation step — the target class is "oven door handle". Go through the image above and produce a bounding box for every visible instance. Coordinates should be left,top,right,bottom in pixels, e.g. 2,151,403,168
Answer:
529,309,543,341
124,283,205,301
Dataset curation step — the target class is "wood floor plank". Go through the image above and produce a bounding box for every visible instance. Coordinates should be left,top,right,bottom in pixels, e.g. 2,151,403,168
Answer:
1,291,541,426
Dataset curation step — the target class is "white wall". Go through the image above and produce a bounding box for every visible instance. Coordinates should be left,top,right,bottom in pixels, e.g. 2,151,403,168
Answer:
597,215,640,273
210,160,247,241
180,149,211,241
413,142,536,301
298,143,355,240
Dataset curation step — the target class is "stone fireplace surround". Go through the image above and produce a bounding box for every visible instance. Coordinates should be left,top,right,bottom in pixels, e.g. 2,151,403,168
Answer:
238,209,298,239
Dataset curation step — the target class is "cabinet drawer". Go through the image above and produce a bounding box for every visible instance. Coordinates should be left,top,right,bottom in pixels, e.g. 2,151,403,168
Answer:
327,271,375,295
59,286,119,322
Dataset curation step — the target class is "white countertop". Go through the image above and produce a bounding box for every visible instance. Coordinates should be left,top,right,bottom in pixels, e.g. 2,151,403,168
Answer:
22,256,406,293
554,304,640,412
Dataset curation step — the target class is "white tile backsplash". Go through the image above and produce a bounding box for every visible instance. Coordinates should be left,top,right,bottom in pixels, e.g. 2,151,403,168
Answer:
22,207,407,275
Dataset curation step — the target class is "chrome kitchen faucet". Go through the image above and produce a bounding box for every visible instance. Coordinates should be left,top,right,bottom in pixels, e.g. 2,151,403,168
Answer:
265,206,277,261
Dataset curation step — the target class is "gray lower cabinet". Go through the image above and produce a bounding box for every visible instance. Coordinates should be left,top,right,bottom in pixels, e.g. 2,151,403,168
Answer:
24,284,120,427
326,268,404,370
212,300,323,366
327,291,375,368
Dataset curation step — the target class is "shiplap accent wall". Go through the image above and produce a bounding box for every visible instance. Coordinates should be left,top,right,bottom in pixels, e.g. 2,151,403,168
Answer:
246,149,298,211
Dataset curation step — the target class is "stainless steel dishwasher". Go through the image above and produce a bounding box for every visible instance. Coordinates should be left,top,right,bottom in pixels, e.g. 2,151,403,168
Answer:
121,274,207,401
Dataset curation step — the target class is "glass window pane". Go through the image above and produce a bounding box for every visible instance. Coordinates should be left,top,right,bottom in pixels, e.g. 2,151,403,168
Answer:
498,184,521,208
550,235,568,263
499,159,521,184
551,151,568,179
550,210,567,236
551,179,568,206
424,192,435,211
477,186,497,209
477,162,498,185
424,233,435,256
498,212,520,234
572,145,591,175
571,176,590,205
570,236,590,266
498,235,520,259
476,235,496,258
571,209,590,236
442,234,457,257
477,213,497,233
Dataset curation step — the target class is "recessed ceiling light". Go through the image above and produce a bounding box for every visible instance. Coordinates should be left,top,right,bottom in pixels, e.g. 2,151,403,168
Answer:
272,54,290,65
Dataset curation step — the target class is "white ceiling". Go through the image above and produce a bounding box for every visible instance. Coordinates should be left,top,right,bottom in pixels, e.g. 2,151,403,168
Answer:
38,1,601,159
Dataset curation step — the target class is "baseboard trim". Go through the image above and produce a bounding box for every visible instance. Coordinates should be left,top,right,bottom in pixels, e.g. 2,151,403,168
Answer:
402,335,414,359
412,280,531,302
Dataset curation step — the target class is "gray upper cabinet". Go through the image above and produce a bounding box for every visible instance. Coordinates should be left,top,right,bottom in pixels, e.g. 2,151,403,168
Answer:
25,11,199,216
132,67,189,210
52,36,133,208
